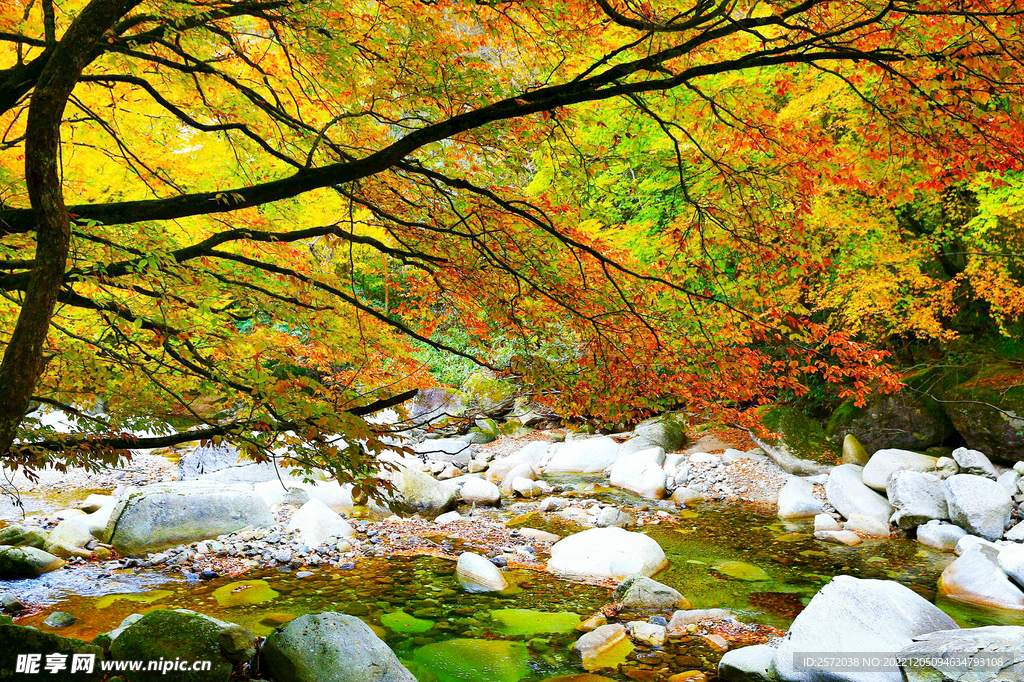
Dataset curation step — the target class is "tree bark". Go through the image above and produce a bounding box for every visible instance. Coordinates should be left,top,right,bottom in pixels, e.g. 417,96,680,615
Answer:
0,0,140,456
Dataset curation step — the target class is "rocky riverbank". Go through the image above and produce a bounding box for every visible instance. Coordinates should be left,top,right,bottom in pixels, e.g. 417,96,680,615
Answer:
2,411,1024,682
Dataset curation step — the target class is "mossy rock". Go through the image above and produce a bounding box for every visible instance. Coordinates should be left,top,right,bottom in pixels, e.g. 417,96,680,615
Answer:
0,546,64,579
752,405,839,475
104,609,255,682
0,623,103,681
825,374,955,454
0,524,49,549
462,371,517,417
943,362,1024,464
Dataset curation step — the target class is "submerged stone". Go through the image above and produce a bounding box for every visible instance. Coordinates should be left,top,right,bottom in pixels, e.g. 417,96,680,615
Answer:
412,638,531,682
212,580,279,607
381,609,435,633
712,561,770,582
490,609,582,636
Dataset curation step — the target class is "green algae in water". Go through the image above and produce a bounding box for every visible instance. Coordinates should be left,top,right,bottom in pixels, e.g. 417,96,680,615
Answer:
490,609,581,637
712,561,771,582
212,580,278,607
413,639,530,682
95,590,173,609
381,609,435,633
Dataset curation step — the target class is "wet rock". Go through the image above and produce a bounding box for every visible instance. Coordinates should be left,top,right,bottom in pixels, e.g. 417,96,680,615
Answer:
718,644,774,682
609,447,668,500
544,437,621,473
286,499,354,547
825,464,893,521
813,530,862,546
627,621,667,647
0,546,65,579
105,481,274,554
262,612,416,682
938,544,1024,611
548,527,668,580
916,520,967,552
951,447,998,479
667,609,734,634
2,595,27,613
594,507,635,528
945,474,1013,541
776,477,823,519
103,609,256,681
898,626,1024,681
456,552,508,593
862,449,938,492
843,514,891,537
43,611,77,627
771,575,958,682
0,524,48,549
574,624,631,665
460,477,500,505
0,621,103,680
886,470,948,530
613,575,690,610
670,487,704,505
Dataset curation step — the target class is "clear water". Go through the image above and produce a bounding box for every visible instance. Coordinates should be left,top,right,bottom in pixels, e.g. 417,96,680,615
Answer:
6,475,1023,681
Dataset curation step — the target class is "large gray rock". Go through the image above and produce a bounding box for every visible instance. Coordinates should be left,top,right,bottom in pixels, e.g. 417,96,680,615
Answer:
377,464,458,517
826,391,954,455
547,527,668,580
262,613,417,682
862,449,938,492
459,476,500,506
544,437,621,473
178,443,287,483
0,546,64,579
103,609,256,682
945,474,1013,541
777,477,823,519
619,414,686,457
105,481,274,555
898,627,1024,681
719,644,775,682
609,446,668,499
771,575,958,682
44,517,94,558
916,520,967,552
0,524,48,549
825,464,894,521
286,499,354,547
998,543,1024,590
0,622,103,680
943,363,1024,464
937,544,1024,611
951,447,998,479
613,574,690,610
751,405,837,476
886,470,948,530
486,441,549,483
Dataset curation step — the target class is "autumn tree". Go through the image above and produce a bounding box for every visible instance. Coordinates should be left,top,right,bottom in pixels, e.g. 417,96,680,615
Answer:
1,0,1023,479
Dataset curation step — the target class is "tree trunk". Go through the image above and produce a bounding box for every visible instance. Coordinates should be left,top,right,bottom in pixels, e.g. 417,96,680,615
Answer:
0,0,140,458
